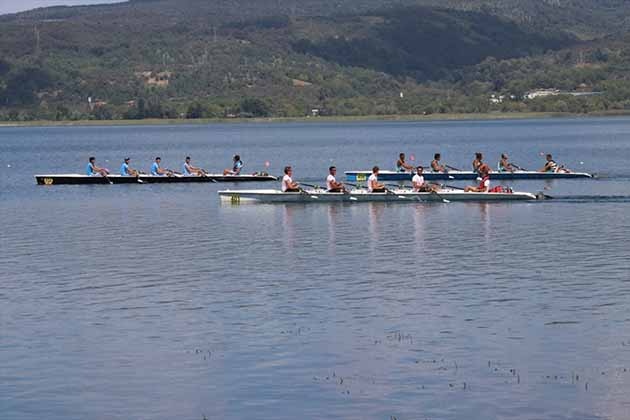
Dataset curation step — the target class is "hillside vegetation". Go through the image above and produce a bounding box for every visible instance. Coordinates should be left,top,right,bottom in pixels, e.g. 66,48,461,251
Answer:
1,0,630,121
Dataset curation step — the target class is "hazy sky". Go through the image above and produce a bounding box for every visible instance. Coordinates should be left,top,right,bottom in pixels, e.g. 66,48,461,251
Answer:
0,0,126,15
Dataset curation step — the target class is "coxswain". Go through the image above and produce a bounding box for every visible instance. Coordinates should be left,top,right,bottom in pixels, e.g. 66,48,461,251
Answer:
326,166,346,192
412,166,437,192
540,154,570,173
431,153,447,173
472,152,484,173
86,157,109,177
367,166,386,193
182,156,206,176
498,153,515,172
396,153,414,173
281,166,300,192
223,155,243,175
150,157,172,176
465,164,491,192
120,157,139,176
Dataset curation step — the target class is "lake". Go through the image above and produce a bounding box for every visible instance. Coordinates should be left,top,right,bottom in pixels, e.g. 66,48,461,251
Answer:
1,118,630,420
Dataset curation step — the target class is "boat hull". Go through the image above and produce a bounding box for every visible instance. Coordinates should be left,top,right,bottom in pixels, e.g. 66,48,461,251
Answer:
344,170,592,182
35,174,277,185
219,189,539,203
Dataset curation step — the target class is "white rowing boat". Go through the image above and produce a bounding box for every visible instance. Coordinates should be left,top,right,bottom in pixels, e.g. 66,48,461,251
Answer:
219,188,542,203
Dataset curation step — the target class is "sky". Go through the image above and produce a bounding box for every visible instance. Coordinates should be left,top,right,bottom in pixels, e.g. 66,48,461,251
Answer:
0,0,126,15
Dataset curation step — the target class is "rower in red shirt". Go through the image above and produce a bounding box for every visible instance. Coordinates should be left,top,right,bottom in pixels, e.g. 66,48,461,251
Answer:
465,164,491,192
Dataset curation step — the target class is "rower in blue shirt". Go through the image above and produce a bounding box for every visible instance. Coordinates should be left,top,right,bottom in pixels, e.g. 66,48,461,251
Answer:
151,157,172,176
223,155,243,175
86,157,109,177
182,156,206,176
120,157,139,176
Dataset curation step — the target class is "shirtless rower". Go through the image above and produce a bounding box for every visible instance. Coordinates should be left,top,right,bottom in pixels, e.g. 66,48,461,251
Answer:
183,156,206,176
540,154,570,173
472,152,484,173
412,166,437,192
326,166,346,192
465,164,491,192
396,153,414,173
497,153,515,172
431,153,447,173
86,157,109,177
281,166,300,192
367,166,386,193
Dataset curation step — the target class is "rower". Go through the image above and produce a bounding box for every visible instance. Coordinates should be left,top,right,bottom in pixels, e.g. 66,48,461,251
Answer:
326,166,346,192
412,166,437,192
86,157,109,177
120,157,139,176
281,166,300,192
367,166,386,193
183,156,205,176
498,153,515,172
465,164,490,192
431,153,447,173
151,157,172,176
540,154,570,173
223,155,243,175
472,152,483,173
396,153,414,173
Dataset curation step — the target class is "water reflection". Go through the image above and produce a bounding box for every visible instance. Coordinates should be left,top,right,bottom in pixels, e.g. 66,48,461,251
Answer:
327,205,340,256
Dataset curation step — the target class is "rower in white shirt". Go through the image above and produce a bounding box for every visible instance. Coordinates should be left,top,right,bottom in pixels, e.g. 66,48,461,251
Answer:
326,166,346,192
281,166,300,192
412,166,438,192
367,166,386,193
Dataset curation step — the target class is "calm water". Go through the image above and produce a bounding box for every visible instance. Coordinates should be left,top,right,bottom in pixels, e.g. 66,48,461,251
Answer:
1,118,630,420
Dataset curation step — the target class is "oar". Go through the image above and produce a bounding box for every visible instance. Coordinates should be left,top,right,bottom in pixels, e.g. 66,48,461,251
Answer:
442,184,465,191
297,187,319,199
300,182,323,189
512,163,527,171
382,186,408,199
445,164,462,171
101,172,113,185
431,190,450,203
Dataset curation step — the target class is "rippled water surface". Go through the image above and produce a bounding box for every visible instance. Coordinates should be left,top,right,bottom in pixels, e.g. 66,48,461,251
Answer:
2,118,630,420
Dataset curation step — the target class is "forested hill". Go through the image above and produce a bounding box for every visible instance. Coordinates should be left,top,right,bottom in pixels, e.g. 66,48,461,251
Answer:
1,0,630,121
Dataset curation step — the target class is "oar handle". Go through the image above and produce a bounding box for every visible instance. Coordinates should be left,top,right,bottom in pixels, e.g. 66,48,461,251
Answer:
299,182,322,189
445,164,462,171
442,184,465,191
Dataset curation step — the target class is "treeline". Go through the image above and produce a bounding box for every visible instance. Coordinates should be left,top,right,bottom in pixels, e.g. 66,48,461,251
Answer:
3,2,630,122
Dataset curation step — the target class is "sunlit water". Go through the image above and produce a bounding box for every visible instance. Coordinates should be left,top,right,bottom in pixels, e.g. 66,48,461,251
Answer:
1,118,630,420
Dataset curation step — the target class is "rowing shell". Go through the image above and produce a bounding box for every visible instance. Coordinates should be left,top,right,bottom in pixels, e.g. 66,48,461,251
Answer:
35,173,277,185
219,188,541,203
344,170,593,182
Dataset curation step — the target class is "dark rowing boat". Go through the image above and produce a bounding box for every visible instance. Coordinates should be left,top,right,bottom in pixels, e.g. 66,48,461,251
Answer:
345,170,593,182
35,173,277,185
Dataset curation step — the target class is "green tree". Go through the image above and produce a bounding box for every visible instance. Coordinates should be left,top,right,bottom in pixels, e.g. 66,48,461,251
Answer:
239,98,270,117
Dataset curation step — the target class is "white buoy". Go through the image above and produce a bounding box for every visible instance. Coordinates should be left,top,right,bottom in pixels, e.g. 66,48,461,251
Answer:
7,164,11,168
580,161,584,165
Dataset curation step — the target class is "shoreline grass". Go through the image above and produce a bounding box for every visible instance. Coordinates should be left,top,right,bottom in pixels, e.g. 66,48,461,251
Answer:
1,110,630,128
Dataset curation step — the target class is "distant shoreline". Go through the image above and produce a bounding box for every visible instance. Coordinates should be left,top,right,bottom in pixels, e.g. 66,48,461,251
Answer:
2,111,630,128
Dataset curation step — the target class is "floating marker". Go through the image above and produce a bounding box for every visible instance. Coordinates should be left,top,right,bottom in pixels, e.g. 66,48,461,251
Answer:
264,161,270,168
410,154,415,161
